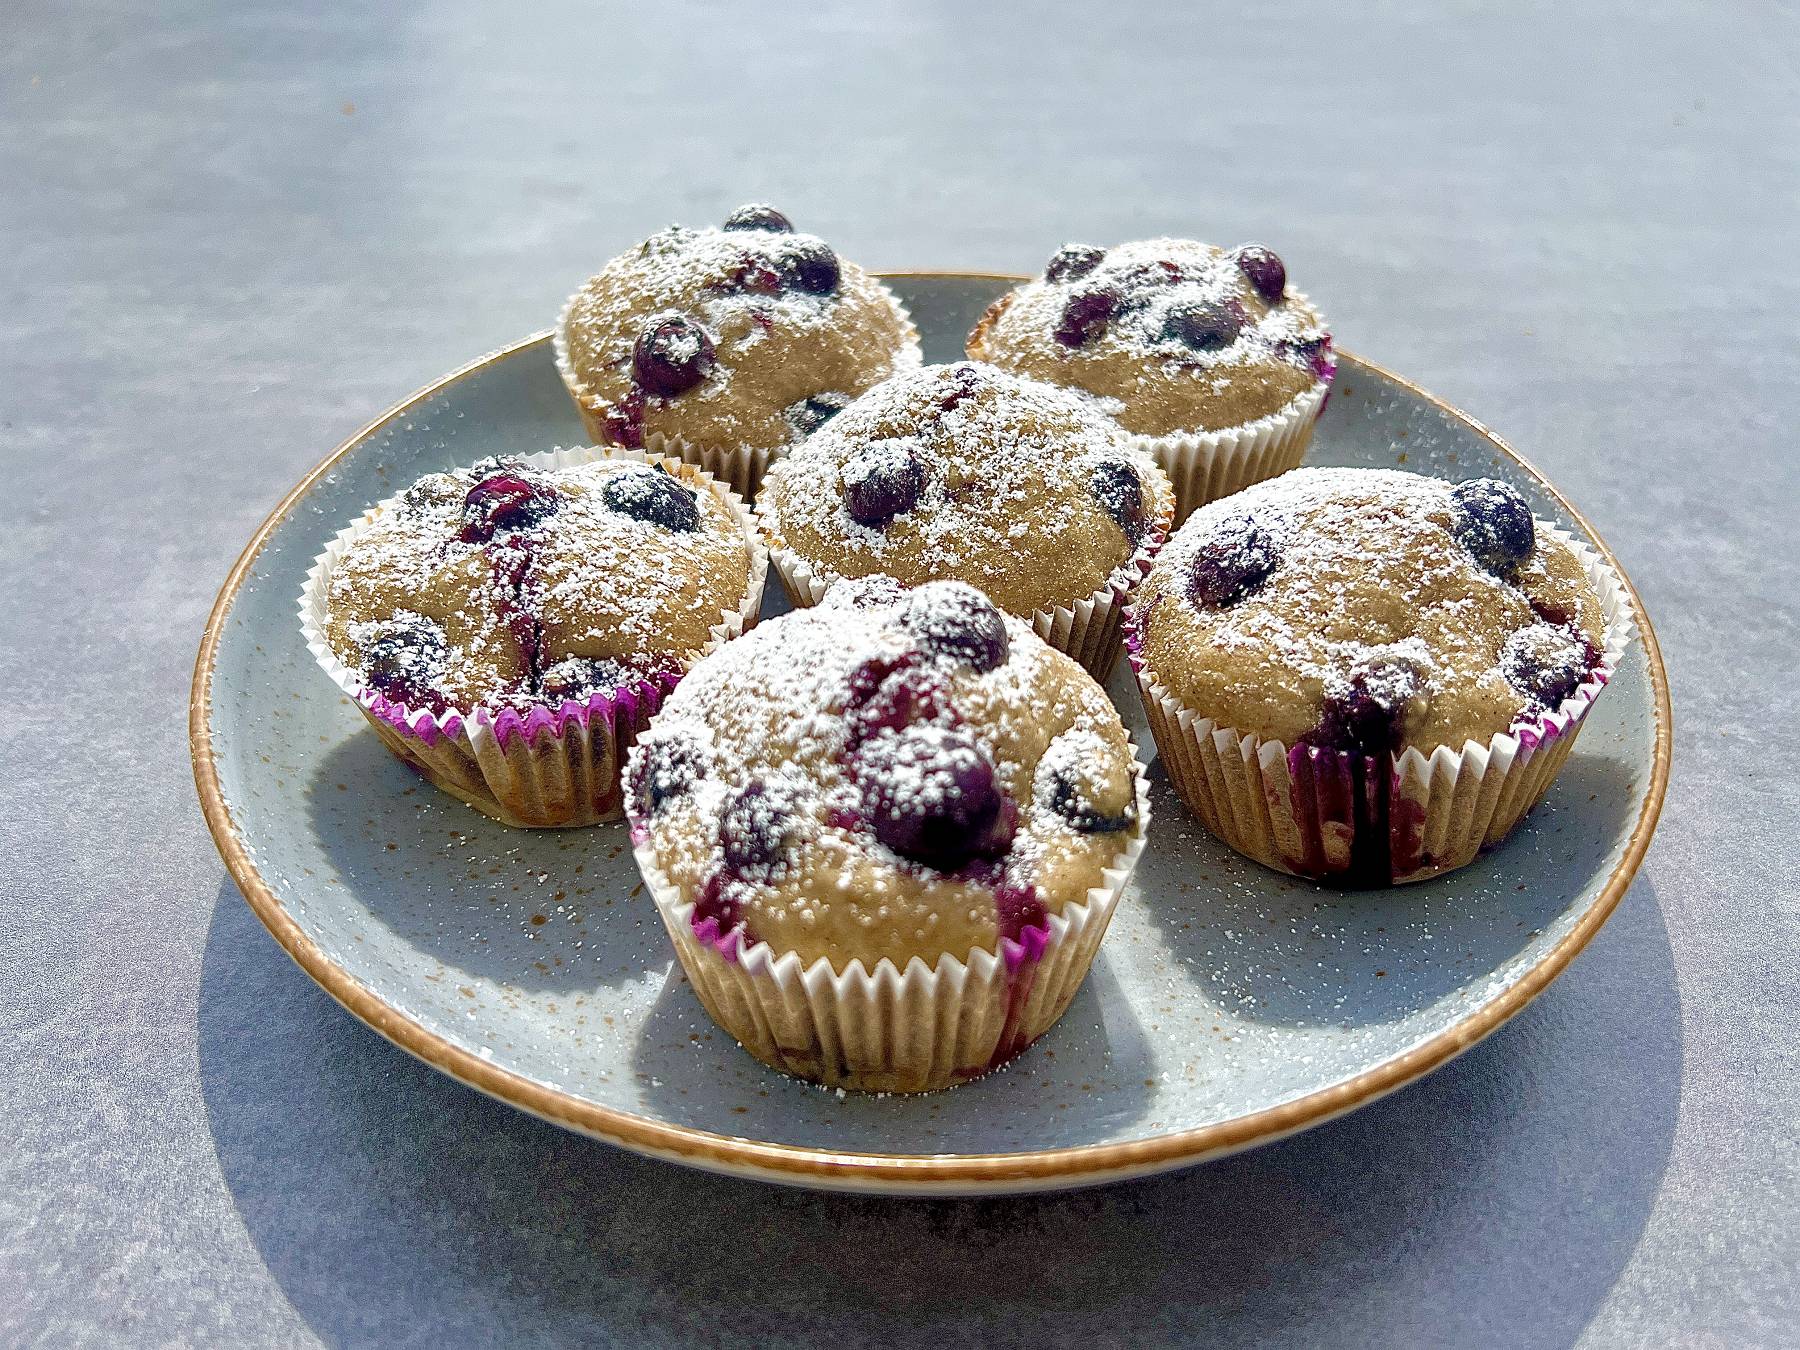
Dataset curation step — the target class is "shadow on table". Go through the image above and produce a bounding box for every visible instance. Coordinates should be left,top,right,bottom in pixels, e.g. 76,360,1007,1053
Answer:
198,871,1681,1349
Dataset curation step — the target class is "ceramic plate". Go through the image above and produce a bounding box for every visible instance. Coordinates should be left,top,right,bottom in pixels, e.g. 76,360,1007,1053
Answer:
191,273,1670,1195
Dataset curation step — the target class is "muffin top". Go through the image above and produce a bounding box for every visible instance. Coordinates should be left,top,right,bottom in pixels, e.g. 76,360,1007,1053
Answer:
1135,467,1608,753
967,237,1333,438
324,455,754,716
757,361,1173,616
628,579,1143,970
558,205,918,454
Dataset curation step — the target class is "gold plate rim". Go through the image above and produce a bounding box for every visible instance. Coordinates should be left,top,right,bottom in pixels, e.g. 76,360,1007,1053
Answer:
189,275,1672,1193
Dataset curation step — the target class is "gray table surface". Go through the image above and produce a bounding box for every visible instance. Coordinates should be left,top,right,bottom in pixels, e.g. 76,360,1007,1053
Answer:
4,2,1796,1346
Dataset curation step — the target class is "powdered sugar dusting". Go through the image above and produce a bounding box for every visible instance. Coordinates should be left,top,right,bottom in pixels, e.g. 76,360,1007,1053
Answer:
760,362,1170,614
1142,466,1608,749
559,222,919,451
632,578,1141,965
324,456,752,714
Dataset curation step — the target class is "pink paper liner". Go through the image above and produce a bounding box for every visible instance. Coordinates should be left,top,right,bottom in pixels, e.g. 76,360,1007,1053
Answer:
358,667,678,750
1122,526,1632,885
301,445,767,829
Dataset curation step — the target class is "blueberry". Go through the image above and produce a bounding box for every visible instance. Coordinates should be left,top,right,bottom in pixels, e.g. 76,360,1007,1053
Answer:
779,240,840,295
1162,299,1245,352
717,250,783,296
838,575,906,610
846,658,951,744
362,616,449,707
936,362,984,412
1115,259,1186,295
784,391,849,439
1045,244,1105,283
1044,767,1137,834
1185,514,1278,606
631,314,716,398
1292,333,1335,381
1500,623,1592,710
1451,478,1535,574
722,203,793,233
994,881,1048,942
719,781,799,875
538,655,632,703
899,581,1009,672
1311,658,1424,756
629,733,707,817
460,472,557,543
842,441,925,528
600,388,647,449
602,463,701,533
857,726,1014,872
1233,244,1287,304
1090,460,1148,542
1054,286,1120,347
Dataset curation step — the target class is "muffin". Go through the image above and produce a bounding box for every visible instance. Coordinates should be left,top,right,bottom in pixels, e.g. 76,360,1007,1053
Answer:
755,361,1174,679
1127,467,1630,883
968,237,1334,522
300,447,767,828
555,204,920,499
626,578,1150,1092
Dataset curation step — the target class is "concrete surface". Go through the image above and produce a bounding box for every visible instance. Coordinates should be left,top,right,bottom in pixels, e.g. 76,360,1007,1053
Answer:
1,2,1794,1345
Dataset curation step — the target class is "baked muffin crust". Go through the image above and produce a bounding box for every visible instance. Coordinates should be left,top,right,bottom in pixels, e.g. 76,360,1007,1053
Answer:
559,208,918,454
1136,467,1606,752
968,237,1332,438
630,579,1142,970
324,455,753,714
757,362,1172,616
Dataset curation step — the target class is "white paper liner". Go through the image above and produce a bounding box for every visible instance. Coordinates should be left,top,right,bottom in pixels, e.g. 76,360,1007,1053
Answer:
553,277,923,501
969,288,1334,525
1135,377,1329,526
755,473,1176,683
628,757,1152,1093
1126,527,1635,884
299,445,769,829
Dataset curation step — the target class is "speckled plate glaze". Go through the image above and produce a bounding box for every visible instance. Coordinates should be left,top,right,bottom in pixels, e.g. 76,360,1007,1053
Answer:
191,273,1670,1195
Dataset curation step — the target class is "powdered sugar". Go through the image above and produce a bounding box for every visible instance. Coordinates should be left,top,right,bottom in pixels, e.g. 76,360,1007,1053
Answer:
759,363,1169,613
635,578,1135,899
1020,238,1325,374
559,223,919,451
323,454,754,713
1143,466,1609,750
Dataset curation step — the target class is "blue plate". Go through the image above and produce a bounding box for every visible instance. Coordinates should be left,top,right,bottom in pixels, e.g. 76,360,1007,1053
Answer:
191,274,1670,1194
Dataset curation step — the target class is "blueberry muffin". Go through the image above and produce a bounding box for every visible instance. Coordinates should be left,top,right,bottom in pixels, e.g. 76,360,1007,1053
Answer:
968,238,1334,520
1129,467,1624,883
756,361,1173,677
308,450,765,827
555,205,920,498
627,578,1149,1091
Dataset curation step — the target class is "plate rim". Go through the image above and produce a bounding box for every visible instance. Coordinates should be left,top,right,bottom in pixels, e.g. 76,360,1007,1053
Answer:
189,272,1673,1193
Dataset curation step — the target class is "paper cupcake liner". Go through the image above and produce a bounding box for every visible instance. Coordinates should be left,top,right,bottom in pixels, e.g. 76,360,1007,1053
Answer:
553,279,923,502
1129,291,1334,525
1125,528,1634,884
628,758,1151,1093
299,445,769,829
968,289,1334,526
755,474,1175,683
